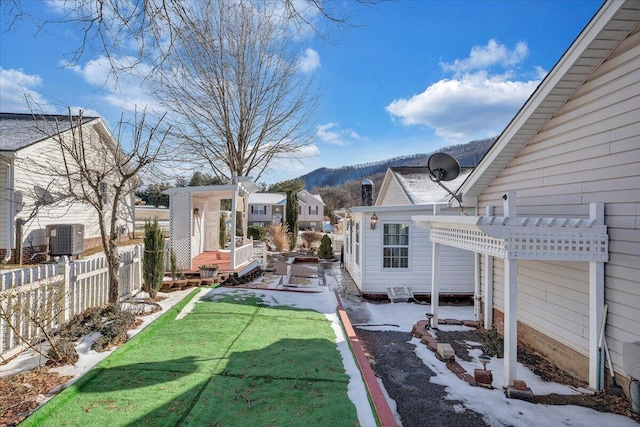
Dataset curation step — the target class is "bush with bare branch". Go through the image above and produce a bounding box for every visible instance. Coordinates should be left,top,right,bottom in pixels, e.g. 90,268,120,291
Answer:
300,231,322,251
0,281,69,365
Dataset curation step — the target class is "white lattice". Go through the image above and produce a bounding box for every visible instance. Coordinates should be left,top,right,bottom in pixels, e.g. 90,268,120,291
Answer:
169,192,192,270
507,230,608,261
429,219,608,262
430,226,505,258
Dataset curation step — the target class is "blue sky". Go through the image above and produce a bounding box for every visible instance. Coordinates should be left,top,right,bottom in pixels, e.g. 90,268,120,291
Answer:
1,0,604,185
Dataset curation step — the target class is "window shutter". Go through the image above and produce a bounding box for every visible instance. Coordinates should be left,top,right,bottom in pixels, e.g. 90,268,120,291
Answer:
264,205,267,214
251,206,254,214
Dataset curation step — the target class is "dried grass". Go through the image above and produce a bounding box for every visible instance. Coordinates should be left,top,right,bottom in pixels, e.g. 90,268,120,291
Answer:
267,224,290,252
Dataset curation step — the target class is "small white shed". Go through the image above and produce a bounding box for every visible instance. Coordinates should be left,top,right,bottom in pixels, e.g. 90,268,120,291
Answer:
343,166,476,298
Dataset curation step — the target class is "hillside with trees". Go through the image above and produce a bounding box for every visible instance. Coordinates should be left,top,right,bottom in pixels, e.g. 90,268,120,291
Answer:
299,137,495,190
308,137,495,221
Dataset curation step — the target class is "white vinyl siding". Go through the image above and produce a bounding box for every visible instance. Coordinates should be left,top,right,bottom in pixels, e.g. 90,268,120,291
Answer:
378,176,412,206
478,34,640,377
0,165,7,248
345,208,475,296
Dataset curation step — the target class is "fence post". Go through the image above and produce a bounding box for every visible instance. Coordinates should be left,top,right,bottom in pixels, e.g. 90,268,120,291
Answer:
57,256,71,324
135,244,143,295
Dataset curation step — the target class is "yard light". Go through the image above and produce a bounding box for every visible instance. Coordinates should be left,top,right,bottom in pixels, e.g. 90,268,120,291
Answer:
370,213,378,230
478,354,491,370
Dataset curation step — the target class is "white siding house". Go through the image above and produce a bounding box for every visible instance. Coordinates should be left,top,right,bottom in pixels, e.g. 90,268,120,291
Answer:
247,192,286,226
344,167,475,298
297,190,324,229
414,0,640,395
247,190,325,229
0,113,135,263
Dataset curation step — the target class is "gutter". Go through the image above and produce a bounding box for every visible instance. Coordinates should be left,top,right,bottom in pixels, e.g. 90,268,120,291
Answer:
3,159,15,263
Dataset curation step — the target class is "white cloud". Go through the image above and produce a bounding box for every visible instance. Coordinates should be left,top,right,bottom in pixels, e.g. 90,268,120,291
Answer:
298,48,321,73
386,40,542,143
386,72,539,142
66,55,160,113
0,68,55,113
316,122,364,146
440,40,529,74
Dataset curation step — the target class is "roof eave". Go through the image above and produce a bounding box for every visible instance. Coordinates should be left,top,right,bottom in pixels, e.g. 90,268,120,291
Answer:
460,0,636,200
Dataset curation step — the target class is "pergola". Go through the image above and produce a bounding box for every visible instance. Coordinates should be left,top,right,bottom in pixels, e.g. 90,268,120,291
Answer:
164,180,254,271
413,192,609,389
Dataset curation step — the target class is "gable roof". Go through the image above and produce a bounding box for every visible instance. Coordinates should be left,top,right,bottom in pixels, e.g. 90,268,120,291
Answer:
459,0,640,203
382,166,473,205
297,189,324,205
0,113,101,152
247,192,286,204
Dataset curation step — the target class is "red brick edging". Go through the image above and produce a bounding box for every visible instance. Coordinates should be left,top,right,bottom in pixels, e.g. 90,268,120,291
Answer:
334,292,398,427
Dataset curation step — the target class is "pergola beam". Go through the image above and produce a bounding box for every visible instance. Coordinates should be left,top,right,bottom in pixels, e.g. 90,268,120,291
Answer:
413,195,609,391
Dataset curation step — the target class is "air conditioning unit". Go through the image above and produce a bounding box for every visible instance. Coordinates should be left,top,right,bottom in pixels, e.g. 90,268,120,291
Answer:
46,224,85,257
623,341,640,380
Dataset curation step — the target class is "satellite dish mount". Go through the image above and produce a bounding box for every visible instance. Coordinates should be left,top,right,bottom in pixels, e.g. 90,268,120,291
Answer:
427,153,463,204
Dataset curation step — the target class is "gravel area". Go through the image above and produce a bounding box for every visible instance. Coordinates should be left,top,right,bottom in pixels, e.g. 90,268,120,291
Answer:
355,329,489,427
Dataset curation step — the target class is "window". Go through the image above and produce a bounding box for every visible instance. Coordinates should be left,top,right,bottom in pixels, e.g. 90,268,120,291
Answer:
252,205,266,215
355,222,360,265
383,223,409,268
309,206,318,215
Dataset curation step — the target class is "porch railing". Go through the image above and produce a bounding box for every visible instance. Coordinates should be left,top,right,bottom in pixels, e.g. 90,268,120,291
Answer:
233,243,253,269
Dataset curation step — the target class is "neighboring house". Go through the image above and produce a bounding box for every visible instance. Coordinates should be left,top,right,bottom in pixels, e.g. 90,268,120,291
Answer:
297,190,324,229
247,190,325,229
414,0,640,395
344,166,476,298
0,113,135,263
247,192,285,226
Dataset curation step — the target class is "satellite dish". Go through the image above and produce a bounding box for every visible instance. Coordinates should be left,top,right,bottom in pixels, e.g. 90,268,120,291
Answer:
34,185,54,205
428,153,460,182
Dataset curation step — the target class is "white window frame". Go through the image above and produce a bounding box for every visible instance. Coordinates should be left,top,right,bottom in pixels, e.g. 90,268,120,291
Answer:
253,205,266,215
355,222,360,265
382,223,410,269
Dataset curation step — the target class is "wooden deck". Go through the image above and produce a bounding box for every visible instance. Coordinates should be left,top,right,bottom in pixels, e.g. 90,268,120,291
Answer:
188,251,233,274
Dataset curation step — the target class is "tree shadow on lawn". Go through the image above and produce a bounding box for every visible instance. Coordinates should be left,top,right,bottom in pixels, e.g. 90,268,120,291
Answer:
124,338,359,427
27,293,361,427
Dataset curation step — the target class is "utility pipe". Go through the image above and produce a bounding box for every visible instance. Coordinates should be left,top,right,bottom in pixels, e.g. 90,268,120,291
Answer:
3,161,14,263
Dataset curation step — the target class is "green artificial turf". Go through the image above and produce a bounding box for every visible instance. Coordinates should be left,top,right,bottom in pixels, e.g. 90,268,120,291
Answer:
21,289,360,427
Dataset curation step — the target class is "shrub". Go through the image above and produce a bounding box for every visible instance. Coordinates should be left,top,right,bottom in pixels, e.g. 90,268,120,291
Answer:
285,191,299,249
482,324,504,357
219,214,227,248
92,310,136,351
47,338,78,366
267,223,290,252
170,249,178,280
248,225,267,240
301,231,322,250
143,218,165,300
318,234,334,259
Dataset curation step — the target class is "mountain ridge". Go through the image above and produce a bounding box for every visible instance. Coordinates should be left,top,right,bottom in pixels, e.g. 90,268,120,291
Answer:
298,137,496,190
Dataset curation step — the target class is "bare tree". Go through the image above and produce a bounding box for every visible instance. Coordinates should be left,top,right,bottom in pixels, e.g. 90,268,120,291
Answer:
154,1,318,181
2,0,367,71
24,110,169,303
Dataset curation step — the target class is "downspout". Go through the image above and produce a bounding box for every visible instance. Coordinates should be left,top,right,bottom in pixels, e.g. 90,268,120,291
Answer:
3,160,15,263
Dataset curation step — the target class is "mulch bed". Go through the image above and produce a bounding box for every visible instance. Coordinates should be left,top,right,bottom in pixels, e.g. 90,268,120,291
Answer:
0,370,73,427
0,300,163,427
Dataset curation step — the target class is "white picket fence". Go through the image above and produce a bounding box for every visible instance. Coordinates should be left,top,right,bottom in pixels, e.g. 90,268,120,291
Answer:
0,244,143,361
